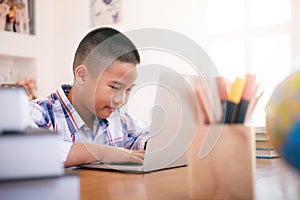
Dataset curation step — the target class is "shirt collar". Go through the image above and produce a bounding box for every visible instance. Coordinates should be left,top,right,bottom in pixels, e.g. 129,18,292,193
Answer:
98,117,109,130
57,84,85,133
58,84,110,134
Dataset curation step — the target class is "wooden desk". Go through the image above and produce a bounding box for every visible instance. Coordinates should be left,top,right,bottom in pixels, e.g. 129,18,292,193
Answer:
77,159,300,200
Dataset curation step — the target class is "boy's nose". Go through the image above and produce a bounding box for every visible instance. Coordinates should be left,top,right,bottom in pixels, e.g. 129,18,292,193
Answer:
112,92,126,107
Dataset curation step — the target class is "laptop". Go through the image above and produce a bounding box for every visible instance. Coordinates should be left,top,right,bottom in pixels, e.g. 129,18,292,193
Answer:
79,72,200,173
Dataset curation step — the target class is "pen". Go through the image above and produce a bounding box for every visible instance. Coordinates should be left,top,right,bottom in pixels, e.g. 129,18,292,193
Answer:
194,76,212,123
224,77,246,123
216,76,228,123
235,74,256,123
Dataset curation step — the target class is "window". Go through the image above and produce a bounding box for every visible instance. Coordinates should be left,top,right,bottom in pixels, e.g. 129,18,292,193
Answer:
206,0,296,126
249,0,291,28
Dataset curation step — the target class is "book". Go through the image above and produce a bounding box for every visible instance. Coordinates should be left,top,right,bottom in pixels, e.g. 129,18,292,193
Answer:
254,127,279,158
0,87,30,132
255,126,267,133
0,172,80,200
256,133,270,142
0,128,64,180
255,127,269,141
256,149,280,159
256,139,275,150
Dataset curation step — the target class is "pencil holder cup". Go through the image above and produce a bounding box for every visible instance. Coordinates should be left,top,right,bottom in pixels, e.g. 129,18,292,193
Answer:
187,124,255,199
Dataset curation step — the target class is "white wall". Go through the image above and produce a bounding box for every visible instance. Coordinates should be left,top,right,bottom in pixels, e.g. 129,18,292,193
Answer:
118,0,206,41
35,1,56,97
35,0,90,97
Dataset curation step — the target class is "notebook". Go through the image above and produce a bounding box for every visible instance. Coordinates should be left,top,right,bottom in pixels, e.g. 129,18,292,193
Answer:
79,72,200,173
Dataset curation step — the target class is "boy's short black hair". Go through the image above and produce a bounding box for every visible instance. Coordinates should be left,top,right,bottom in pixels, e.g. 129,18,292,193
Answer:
73,27,140,76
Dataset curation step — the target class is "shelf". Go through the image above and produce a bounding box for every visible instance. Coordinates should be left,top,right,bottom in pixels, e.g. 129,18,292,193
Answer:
0,30,37,84
0,55,36,84
0,30,37,59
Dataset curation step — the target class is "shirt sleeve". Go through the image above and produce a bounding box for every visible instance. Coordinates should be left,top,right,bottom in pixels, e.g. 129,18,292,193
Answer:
59,138,73,166
28,101,54,130
29,101,72,166
120,111,149,150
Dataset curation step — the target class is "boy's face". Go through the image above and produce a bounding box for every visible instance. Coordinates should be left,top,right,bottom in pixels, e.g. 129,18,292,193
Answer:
89,61,138,119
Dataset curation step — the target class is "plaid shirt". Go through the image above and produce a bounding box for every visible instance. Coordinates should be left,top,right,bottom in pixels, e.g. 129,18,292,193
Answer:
29,85,149,165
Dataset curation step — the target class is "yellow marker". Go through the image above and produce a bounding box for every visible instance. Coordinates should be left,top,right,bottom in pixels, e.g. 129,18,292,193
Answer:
228,78,246,103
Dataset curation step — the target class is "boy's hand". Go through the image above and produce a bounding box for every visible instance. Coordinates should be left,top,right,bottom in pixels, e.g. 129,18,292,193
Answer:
65,143,145,168
92,145,145,164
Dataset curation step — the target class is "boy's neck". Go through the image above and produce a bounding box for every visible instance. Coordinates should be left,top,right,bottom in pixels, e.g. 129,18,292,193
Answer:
67,87,95,130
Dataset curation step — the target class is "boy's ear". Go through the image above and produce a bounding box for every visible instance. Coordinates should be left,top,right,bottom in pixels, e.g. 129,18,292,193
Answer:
75,65,88,84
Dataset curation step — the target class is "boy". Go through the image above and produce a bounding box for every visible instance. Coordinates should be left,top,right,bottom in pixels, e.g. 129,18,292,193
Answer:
29,27,148,167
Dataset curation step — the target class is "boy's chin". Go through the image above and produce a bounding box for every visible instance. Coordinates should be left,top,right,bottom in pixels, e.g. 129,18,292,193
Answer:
96,111,114,119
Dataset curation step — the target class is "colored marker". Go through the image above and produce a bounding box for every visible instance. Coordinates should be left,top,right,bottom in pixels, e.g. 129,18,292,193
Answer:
216,76,228,123
235,74,256,123
224,77,246,123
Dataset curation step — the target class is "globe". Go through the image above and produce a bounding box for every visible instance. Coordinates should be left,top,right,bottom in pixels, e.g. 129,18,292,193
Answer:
265,70,300,171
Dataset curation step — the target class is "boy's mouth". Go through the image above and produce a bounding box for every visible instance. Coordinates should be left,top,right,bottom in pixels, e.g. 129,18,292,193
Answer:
106,106,116,113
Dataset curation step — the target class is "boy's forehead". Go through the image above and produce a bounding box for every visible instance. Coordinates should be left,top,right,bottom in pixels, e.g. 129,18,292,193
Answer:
107,61,137,75
99,62,138,84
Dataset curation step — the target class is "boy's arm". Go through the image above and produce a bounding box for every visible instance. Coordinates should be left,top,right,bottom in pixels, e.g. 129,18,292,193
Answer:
120,111,149,150
64,143,145,168
29,103,145,168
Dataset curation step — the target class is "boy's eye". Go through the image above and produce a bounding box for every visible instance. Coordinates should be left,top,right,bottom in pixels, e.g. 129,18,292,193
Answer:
110,85,120,90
